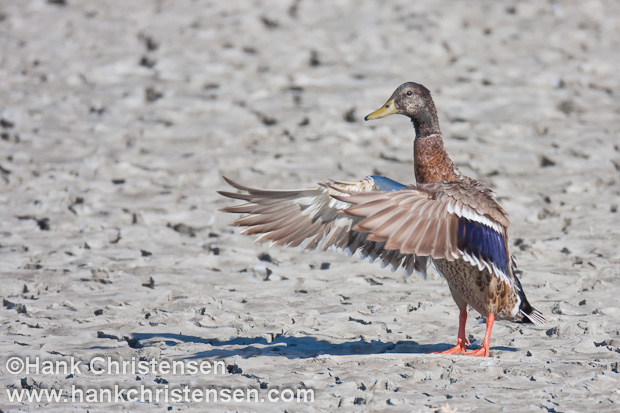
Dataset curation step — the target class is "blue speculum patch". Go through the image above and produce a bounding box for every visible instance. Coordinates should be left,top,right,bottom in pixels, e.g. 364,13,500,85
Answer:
370,175,408,191
457,218,508,275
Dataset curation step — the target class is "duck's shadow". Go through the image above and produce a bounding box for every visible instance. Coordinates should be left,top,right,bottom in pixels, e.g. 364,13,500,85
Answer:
128,333,516,359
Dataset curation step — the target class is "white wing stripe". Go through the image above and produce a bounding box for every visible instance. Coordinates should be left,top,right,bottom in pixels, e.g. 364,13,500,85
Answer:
445,202,504,234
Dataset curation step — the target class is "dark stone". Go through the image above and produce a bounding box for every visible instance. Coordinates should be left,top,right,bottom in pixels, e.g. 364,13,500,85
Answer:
353,397,366,405
145,87,163,102
227,364,243,374
540,155,556,167
0,118,14,128
309,50,320,66
343,108,356,123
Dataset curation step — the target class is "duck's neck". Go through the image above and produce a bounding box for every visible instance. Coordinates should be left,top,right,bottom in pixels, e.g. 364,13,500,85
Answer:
413,133,462,184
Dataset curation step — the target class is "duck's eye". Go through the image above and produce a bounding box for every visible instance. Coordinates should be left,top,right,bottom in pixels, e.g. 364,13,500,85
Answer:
406,90,412,96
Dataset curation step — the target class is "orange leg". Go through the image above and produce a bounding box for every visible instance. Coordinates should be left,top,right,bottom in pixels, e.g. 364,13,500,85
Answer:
463,313,494,357
436,309,469,355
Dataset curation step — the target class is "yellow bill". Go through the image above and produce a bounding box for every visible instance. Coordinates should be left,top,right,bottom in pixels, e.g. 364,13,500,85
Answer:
365,99,397,121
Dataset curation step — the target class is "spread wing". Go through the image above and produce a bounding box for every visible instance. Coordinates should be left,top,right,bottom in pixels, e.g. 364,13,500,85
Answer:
218,176,430,278
218,176,512,284
337,181,513,284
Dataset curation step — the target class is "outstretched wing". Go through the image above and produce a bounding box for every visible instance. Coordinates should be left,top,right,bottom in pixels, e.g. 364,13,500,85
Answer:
218,176,512,284
337,180,513,284
218,176,430,278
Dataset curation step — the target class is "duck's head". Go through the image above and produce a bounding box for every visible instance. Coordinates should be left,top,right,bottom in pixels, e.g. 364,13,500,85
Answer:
365,82,440,137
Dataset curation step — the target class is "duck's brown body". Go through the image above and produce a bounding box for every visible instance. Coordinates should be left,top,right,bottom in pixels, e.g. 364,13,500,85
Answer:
413,126,520,321
219,82,544,357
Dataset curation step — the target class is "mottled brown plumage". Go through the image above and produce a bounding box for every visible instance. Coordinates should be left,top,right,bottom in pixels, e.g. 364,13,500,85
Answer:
414,134,465,183
219,82,544,357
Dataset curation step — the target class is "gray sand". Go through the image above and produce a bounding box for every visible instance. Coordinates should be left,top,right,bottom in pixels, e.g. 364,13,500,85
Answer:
1,0,619,411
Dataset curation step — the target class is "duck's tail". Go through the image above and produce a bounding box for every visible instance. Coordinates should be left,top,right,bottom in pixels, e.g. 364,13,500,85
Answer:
514,273,546,325
519,305,546,325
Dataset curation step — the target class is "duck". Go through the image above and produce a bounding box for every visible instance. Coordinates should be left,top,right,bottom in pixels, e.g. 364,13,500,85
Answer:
218,82,544,357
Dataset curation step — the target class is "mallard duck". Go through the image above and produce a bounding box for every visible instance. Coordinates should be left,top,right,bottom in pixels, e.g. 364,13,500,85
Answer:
218,82,544,357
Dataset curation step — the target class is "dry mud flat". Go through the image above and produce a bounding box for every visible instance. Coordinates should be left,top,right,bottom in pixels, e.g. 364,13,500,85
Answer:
1,0,620,411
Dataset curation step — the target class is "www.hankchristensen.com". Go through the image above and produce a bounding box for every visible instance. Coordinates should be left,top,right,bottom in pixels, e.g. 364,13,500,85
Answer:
6,384,315,404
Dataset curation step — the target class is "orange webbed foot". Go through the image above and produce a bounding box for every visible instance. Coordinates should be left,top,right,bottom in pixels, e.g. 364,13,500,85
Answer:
433,311,494,357
463,345,489,357
435,338,469,355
